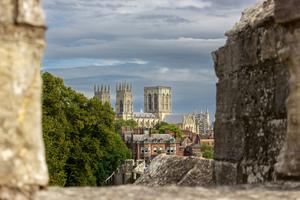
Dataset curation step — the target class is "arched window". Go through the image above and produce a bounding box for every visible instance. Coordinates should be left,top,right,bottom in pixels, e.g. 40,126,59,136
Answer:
154,93,158,110
127,100,131,112
165,94,168,110
120,100,123,113
148,94,152,110
162,94,165,110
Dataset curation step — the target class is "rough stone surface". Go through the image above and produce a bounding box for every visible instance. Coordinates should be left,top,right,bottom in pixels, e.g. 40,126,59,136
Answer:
274,0,300,178
0,0,48,199
213,0,289,184
34,183,300,200
274,0,300,23
135,155,213,186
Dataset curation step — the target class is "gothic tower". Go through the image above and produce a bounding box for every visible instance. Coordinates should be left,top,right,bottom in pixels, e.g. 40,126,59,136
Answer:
144,86,172,121
94,84,111,105
116,83,133,120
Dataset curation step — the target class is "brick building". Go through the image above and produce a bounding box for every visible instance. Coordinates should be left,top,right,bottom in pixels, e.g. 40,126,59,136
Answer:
124,133,184,161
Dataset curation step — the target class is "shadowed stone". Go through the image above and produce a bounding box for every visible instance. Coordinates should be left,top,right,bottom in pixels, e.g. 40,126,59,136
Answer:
213,0,289,185
274,0,300,179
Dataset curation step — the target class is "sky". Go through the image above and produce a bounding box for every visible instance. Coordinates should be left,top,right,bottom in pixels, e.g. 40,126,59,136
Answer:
42,0,258,119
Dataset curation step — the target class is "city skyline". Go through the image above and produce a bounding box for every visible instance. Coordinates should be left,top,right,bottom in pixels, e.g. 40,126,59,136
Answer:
94,82,213,118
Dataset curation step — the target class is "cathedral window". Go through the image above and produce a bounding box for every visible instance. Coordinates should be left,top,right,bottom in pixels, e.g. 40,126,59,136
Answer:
154,93,158,110
162,94,165,110
120,100,123,113
148,94,152,110
165,95,169,110
127,100,131,112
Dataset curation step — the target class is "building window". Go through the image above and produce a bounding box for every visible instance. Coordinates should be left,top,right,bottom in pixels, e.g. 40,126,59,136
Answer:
166,94,169,110
127,100,131,112
153,147,157,153
120,100,123,113
154,93,158,110
162,94,165,110
148,94,152,110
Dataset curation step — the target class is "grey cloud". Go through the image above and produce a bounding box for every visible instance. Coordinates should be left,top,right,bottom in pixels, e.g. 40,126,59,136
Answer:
207,0,257,8
42,0,260,115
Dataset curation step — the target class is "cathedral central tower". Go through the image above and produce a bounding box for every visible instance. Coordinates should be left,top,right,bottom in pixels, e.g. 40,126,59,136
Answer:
116,83,133,120
144,86,172,121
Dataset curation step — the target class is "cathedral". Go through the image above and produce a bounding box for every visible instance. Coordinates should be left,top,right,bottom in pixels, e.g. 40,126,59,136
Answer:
94,83,172,128
94,83,211,133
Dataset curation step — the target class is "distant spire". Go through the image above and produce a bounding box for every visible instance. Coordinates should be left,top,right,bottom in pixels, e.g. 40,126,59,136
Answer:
94,84,96,93
97,85,100,92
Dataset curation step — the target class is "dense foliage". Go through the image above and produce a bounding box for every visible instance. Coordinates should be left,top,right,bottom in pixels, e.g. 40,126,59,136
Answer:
201,144,214,159
42,72,131,186
115,119,138,134
154,122,183,138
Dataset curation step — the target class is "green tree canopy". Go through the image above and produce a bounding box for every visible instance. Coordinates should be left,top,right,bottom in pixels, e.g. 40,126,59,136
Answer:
42,72,131,186
115,119,138,134
154,122,183,138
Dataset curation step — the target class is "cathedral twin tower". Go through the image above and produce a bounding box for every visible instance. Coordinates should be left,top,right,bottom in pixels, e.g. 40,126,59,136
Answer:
94,83,172,121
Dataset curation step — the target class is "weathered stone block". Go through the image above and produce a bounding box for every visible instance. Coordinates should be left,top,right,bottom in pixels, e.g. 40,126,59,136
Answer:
0,0,15,24
213,161,240,185
214,120,245,162
275,0,300,23
0,0,48,198
213,0,289,185
17,0,45,26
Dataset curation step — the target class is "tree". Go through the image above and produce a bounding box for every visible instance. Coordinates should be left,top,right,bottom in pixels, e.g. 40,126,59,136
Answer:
114,119,138,134
42,72,131,186
154,122,183,138
201,144,214,159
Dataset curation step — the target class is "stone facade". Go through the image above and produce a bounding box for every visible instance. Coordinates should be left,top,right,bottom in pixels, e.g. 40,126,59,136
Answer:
144,86,172,121
94,84,111,105
115,83,134,120
124,134,181,161
182,114,199,134
133,113,160,129
213,0,289,184
196,111,212,135
0,0,48,199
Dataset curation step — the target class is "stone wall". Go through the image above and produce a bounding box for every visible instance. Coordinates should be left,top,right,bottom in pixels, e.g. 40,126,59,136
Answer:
0,0,48,199
274,0,300,178
213,0,289,184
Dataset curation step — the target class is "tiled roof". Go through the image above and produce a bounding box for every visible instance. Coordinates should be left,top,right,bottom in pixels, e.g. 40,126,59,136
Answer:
125,133,176,143
133,112,157,118
163,114,184,124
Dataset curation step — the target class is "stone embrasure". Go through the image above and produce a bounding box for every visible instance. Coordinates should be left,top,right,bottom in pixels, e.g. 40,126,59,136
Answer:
135,154,213,186
274,0,300,178
213,0,289,185
34,183,300,200
0,0,48,199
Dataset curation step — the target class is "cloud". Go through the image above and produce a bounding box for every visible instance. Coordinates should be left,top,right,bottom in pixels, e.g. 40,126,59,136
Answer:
42,0,259,116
